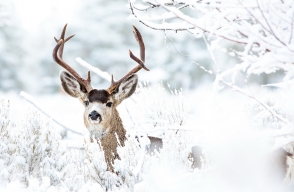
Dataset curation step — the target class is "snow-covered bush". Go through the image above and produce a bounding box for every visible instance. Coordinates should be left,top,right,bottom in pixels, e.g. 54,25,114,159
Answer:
246,96,289,129
135,130,197,192
84,133,141,191
84,136,110,190
0,99,84,190
121,84,200,189
141,129,194,173
0,99,16,185
2,84,294,191
130,83,189,131
161,130,193,170
16,109,85,189
113,134,141,189
0,99,10,129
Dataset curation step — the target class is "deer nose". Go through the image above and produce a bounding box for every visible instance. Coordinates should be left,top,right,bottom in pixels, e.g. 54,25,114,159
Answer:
89,111,101,121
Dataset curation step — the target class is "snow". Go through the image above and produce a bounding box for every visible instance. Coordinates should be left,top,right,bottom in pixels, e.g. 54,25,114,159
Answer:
1,82,294,191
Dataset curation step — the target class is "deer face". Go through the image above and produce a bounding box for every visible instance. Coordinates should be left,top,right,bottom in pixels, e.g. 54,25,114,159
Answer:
60,71,138,138
53,24,148,142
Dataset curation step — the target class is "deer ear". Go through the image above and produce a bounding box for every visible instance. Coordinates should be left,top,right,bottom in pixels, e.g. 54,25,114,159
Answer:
113,74,138,105
60,71,87,99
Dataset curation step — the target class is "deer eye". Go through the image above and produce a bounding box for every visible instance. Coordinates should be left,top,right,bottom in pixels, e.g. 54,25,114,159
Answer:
106,102,112,107
84,101,89,106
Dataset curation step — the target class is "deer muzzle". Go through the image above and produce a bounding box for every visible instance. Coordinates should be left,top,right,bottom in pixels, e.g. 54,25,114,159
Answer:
89,110,102,122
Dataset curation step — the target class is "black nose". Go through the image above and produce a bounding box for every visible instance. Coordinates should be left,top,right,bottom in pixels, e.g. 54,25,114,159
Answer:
89,111,101,121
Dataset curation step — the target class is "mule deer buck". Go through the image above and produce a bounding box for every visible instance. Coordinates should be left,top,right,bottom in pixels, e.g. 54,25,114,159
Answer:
53,24,149,171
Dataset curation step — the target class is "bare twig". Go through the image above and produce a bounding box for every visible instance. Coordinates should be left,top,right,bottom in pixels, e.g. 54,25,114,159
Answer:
130,0,248,43
256,0,286,46
164,31,190,57
269,4,291,24
154,0,248,44
146,1,187,7
237,0,281,50
132,141,146,176
129,1,195,31
132,4,152,11
238,0,271,33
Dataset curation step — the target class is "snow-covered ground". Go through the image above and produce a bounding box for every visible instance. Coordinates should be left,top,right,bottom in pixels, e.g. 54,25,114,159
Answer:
1,83,294,191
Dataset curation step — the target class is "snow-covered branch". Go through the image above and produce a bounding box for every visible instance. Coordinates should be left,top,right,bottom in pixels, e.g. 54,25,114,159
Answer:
75,57,112,82
129,0,294,86
20,91,82,135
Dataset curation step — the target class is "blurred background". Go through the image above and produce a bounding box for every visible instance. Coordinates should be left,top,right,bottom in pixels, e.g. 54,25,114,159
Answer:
1,0,287,97
0,0,238,95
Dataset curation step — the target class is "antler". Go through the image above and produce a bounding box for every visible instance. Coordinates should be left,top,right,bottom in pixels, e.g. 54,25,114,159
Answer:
107,26,149,94
53,24,93,92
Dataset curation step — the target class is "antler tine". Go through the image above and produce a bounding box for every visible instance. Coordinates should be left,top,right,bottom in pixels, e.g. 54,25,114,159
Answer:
53,24,92,92
132,25,145,63
54,24,75,59
107,26,149,94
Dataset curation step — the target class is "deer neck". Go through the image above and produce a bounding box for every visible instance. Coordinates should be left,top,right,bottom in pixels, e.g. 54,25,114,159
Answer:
108,108,126,146
99,108,127,172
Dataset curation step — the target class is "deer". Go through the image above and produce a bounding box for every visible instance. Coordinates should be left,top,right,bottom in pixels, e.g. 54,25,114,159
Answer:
52,24,204,174
52,24,149,171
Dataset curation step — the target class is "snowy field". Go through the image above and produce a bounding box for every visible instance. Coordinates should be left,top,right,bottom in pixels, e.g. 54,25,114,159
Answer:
1,83,294,191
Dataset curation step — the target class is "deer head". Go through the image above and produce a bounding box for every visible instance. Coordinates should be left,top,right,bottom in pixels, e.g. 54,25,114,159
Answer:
52,24,149,170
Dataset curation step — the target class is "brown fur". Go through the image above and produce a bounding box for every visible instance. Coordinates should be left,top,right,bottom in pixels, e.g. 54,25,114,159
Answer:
100,107,126,171
270,148,292,182
88,89,110,103
146,136,163,154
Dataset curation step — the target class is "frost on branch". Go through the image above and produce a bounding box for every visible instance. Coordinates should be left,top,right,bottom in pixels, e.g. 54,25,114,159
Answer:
16,110,83,189
129,0,294,87
246,96,289,129
0,99,15,185
0,99,84,190
84,133,140,191
130,82,188,130
161,130,193,170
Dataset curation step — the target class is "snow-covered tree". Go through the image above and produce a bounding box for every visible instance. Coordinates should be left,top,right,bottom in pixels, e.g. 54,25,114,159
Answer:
129,0,294,88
